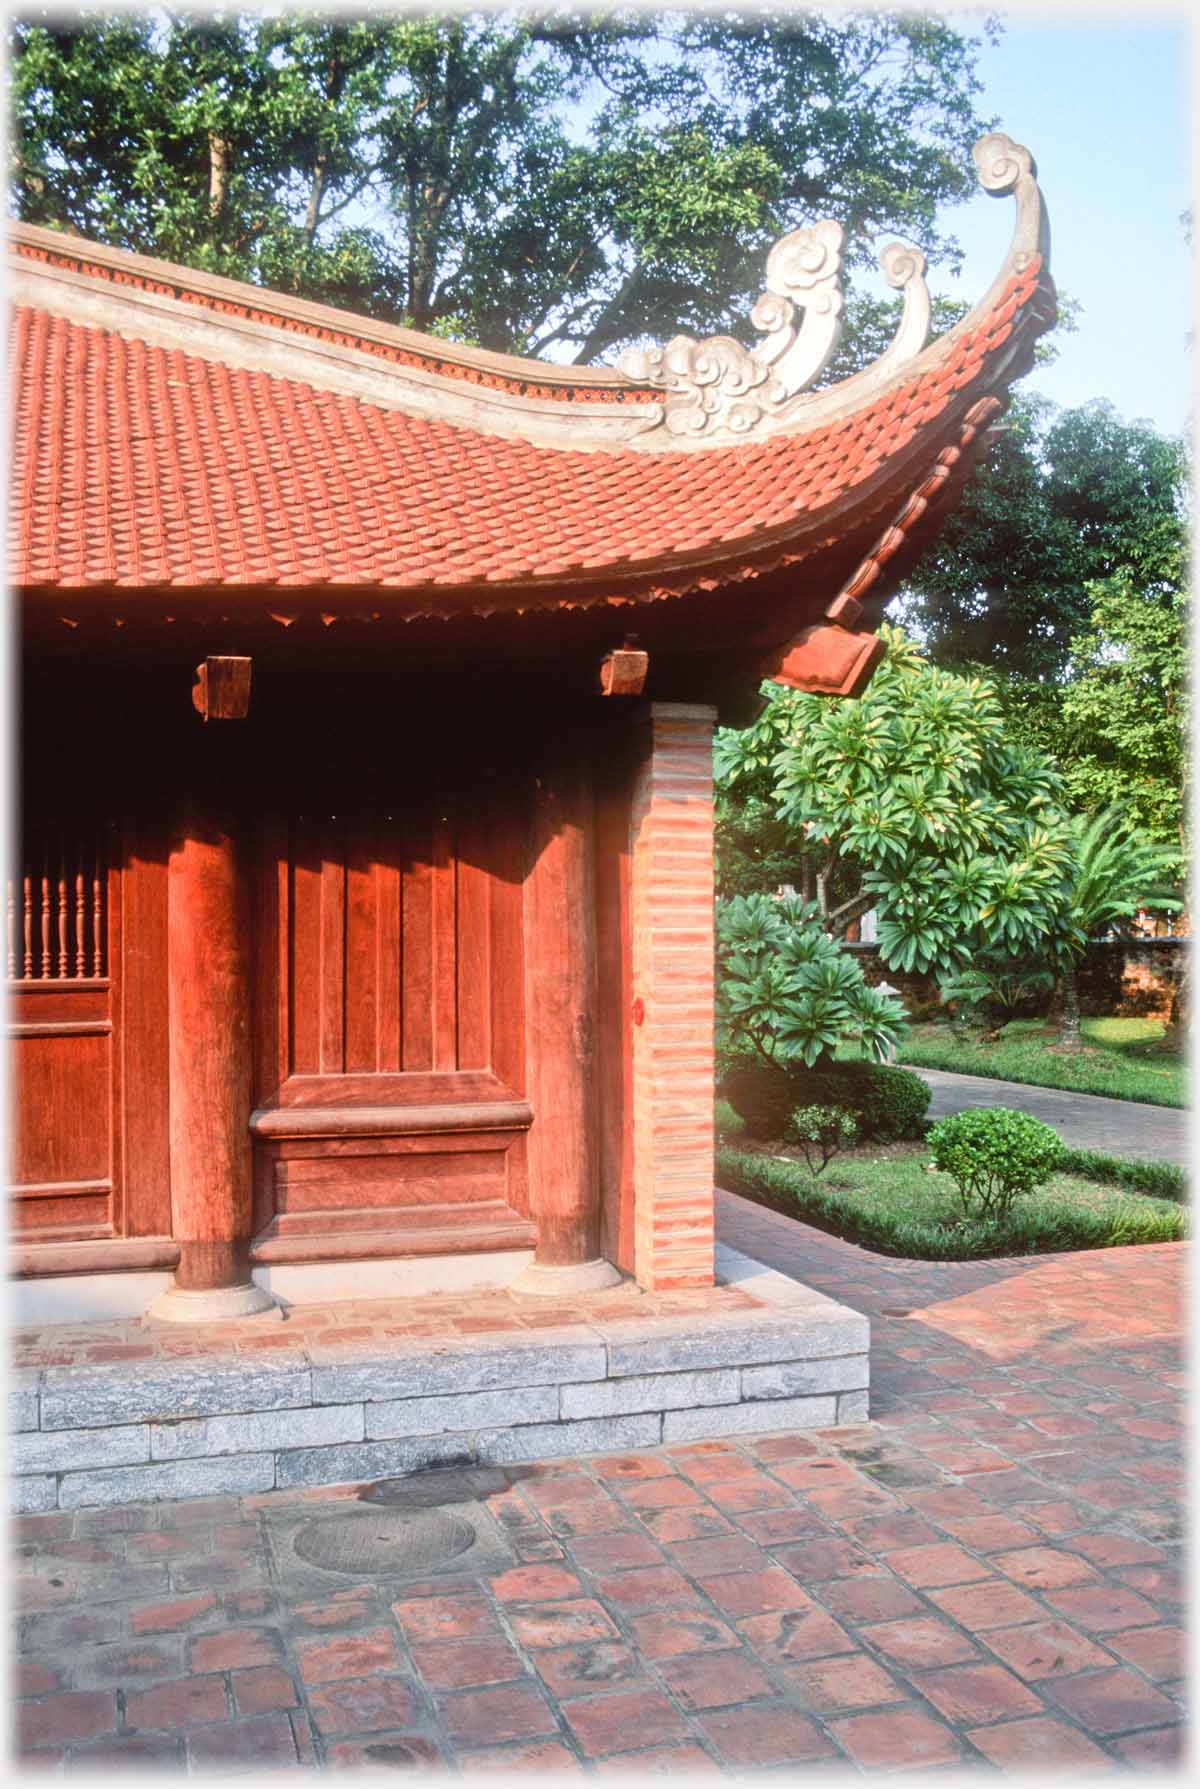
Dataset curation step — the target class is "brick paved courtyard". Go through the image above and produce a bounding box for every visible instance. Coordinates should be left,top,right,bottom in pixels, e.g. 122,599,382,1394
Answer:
12,1191,1186,1773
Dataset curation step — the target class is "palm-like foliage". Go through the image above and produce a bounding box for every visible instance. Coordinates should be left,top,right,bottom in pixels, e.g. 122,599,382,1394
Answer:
1053,806,1182,1047
1065,808,1181,939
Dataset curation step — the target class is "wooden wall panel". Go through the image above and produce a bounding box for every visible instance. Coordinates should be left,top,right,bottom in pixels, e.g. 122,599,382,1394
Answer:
8,823,125,1246
11,1031,110,1186
274,791,517,1095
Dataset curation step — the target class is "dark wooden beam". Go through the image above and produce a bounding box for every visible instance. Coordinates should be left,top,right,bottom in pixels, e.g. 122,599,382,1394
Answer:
192,656,252,721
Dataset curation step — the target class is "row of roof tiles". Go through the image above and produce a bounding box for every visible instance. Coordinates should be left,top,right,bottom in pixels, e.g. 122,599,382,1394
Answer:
10,260,1041,599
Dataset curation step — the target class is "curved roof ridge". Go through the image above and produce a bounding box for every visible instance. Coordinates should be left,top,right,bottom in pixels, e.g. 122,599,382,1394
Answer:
7,132,1051,457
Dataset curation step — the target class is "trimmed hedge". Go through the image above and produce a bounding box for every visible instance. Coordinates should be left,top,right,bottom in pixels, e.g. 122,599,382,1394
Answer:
719,1057,930,1142
716,1144,1186,1260
802,1061,930,1141
1055,1147,1186,1204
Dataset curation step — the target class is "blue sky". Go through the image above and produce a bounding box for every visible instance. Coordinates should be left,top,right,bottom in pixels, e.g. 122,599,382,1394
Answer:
922,9,1190,438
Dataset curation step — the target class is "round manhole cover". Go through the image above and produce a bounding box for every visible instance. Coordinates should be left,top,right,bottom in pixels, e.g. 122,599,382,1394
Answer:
293,1507,477,1576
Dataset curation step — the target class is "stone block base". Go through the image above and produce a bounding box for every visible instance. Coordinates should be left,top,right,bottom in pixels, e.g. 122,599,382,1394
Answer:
11,1245,868,1513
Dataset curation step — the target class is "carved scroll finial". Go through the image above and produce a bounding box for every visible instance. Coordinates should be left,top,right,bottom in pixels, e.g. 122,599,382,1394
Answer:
619,207,935,439
972,132,1047,272
973,131,1035,195
619,217,849,437
875,241,931,371
618,129,1046,442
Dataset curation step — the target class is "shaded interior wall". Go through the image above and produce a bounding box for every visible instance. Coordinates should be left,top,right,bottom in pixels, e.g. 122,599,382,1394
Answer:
12,651,637,1269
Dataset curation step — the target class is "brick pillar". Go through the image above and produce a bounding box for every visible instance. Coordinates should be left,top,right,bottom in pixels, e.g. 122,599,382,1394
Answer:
630,702,717,1291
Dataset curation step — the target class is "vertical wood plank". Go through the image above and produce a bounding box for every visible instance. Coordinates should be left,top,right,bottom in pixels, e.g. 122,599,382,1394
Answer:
401,814,434,1071
489,759,526,1098
288,818,322,1076
250,819,285,1118
319,825,346,1075
344,824,378,1073
120,817,170,1238
456,799,491,1072
375,819,402,1074
432,809,457,1071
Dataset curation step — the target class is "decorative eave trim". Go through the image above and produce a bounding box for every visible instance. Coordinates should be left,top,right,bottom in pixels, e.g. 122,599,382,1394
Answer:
8,130,1051,455
618,131,1052,447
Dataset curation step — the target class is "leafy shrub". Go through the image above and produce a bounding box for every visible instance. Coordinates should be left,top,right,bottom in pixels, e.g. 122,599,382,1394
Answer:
717,892,907,1071
719,1057,799,1139
928,1107,1065,1223
800,1061,930,1141
784,1104,859,1175
938,956,1055,1034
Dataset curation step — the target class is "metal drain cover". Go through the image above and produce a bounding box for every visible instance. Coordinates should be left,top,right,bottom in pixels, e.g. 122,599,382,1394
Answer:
293,1506,477,1576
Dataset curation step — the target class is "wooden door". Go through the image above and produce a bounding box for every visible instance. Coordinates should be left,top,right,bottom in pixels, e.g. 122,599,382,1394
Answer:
249,766,533,1264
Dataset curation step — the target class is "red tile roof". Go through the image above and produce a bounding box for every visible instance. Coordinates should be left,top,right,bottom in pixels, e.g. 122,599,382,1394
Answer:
9,258,1044,608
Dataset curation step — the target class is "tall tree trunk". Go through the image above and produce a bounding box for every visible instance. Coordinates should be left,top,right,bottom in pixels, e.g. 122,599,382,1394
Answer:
208,133,228,223
1057,962,1083,1051
1163,953,1189,1044
304,155,327,239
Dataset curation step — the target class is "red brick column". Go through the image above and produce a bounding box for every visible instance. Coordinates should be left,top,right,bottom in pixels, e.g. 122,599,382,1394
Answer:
630,702,717,1291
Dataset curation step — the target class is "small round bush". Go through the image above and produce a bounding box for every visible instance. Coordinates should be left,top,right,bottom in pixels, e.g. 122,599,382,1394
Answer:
928,1107,1065,1224
784,1104,859,1176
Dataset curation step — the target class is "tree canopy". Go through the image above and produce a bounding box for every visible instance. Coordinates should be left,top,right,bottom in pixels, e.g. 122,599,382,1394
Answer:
10,7,999,359
1051,577,1187,870
714,626,1075,977
898,396,1189,684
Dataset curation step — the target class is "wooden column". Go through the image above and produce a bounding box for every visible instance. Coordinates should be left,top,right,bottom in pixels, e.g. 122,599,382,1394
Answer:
146,788,278,1322
630,703,717,1290
513,738,620,1294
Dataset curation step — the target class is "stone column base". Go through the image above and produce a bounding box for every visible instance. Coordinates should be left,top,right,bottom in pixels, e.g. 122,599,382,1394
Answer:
143,1282,283,1326
509,1258,624,1297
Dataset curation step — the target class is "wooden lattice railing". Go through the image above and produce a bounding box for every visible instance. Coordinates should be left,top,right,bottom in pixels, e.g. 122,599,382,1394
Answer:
6,828,109,982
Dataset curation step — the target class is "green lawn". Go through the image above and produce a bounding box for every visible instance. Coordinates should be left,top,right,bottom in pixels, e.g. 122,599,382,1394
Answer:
717,1138,1186,1261
894,1016,1185,1109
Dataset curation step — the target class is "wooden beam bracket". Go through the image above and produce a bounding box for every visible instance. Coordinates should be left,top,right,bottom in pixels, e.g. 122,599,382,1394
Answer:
192,656,252,721
599,641,649,698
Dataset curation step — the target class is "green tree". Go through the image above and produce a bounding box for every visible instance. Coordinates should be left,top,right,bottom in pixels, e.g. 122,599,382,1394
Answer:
899,397,1188,684
714,625,1075,977
10,8,999,356
1050,808,1181,1049
1050,577,1188,874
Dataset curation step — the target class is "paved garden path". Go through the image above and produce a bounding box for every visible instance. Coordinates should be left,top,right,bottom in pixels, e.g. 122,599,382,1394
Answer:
14,1197,1184,1774
916,1067,1188,1165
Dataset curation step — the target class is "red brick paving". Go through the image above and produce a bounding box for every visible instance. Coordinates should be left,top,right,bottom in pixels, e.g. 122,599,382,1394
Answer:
12,1193,1185,1771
